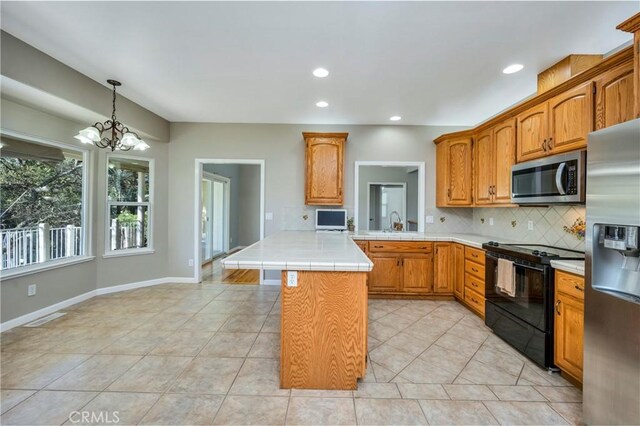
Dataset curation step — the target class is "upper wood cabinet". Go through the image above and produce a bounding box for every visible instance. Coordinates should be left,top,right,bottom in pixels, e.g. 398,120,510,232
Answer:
517,82,593,162
474,119,516,205
594,62,635,129
434,243,452,294
303,132,347,205
436,137,473,207
617,12,640,118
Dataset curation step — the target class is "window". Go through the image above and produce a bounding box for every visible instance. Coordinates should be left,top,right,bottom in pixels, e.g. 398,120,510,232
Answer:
106,156,153,255
0,133,89,273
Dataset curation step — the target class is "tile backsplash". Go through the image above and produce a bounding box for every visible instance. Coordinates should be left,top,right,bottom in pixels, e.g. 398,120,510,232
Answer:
473,205,586,251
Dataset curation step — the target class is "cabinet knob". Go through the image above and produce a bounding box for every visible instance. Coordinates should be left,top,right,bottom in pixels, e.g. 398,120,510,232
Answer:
574,285,583,292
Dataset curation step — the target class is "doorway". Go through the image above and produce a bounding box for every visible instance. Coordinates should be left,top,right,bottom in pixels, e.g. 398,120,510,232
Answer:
201,172,230,263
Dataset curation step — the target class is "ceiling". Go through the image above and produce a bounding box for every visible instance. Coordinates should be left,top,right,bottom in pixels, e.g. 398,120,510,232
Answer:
1,1,637,126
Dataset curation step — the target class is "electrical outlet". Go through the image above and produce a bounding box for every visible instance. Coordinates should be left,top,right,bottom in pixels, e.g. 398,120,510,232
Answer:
27,284,36,297
188,259,194,267
265,212,273,221
528,220,534,231
287,271,298,287
489,217,494,226
425,215,434,224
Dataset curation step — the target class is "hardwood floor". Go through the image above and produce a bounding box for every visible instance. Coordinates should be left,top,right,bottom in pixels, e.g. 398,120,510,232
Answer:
202,257,260,284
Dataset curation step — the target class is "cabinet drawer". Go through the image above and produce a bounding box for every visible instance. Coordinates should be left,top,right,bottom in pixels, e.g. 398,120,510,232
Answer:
556,270,585,301
464,287,485,316
465,247,485,265
465,272,485,294
368,241,433,253
465,259,485,280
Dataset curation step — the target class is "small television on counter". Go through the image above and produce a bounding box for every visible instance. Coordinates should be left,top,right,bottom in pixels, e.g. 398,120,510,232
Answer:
315,209,347,230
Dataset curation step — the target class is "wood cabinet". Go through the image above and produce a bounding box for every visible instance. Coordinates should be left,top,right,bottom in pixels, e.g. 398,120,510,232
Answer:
434,243,452,293
402,254,434,293
452,243,465,300
462,246,486,318
474,119,516,205
303,132,347,205
617,13,640,118
554,270,585,384
368,253,402,293
517,82,593,162
594,62,635,129
435,137,473,207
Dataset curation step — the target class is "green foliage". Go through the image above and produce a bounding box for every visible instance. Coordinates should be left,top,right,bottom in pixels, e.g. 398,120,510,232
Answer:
0,157,83,229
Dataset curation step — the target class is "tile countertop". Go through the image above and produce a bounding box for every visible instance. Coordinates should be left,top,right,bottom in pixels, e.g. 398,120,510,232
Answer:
550,260,585,276
221,231,374,272
350,231,510,249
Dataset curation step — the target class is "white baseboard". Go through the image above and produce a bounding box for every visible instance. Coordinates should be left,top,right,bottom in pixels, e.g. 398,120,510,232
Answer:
228,246,246,254
262,279,281,286
1,276,198,332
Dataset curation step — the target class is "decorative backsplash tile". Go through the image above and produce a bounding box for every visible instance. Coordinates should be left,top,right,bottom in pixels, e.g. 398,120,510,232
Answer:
473,206,586,251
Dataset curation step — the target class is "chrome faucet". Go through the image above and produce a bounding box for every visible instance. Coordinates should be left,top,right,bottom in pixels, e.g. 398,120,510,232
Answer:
389,210,403,232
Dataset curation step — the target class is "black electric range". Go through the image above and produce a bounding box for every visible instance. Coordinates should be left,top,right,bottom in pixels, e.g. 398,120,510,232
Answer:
482,241,585,369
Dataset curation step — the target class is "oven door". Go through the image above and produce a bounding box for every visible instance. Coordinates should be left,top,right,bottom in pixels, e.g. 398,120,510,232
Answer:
485,253,551,331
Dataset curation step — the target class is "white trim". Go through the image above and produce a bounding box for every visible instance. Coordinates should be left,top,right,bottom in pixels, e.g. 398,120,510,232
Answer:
366,182,407,231
262,279,281,286
102,248,155,259
354,161,425,233
0,275,199,332
0,255,95,281
104,154,154,256
201,172,231,260
194,159,266,285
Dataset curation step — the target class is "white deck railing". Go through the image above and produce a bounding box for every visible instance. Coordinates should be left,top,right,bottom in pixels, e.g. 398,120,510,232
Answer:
1,224,82,270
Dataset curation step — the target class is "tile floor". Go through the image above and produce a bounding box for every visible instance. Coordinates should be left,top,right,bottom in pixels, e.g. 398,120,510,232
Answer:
1,283,583,425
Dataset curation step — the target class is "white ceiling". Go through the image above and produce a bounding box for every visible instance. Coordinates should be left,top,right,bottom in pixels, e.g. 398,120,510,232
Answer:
1,1,637,126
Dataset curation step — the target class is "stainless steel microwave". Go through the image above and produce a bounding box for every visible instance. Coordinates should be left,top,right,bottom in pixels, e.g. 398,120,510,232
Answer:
511,151,586,204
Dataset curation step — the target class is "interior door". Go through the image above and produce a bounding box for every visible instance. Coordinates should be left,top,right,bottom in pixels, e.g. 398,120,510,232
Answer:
201,173,229,264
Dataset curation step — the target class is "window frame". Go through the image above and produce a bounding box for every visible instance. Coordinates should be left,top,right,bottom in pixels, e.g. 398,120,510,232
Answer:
104,153,154,257
0,129,93,280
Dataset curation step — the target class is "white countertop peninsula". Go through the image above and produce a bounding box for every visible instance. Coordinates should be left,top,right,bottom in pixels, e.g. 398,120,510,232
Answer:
550,260,585,276
351,231,514,249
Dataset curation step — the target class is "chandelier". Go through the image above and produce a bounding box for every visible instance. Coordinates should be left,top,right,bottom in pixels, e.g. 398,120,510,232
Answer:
74,80,149,151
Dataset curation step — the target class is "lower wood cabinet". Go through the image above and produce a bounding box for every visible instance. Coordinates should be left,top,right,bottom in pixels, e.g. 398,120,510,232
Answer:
434,243,452,293
452,243,465,299
554,270,585,384
462,246,486,318
368,253,402,293
402,254,434,293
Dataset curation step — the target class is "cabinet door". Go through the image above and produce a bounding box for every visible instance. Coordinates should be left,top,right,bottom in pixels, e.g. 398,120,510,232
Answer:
434,243,452,293
473,129,493,205
554,292,584,382
304,134,346,205
435,141,449,208
447,138,473,205
402,254,433,294
368,253,402,292
595,62,635,130
492,118,516,204
548,82,593,155
452,243,465,299
517,102,549,162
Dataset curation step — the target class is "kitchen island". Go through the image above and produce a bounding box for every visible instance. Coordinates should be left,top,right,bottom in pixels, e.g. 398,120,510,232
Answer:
222,231,373,390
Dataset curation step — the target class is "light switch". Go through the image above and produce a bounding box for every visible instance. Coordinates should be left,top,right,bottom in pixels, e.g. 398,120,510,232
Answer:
287,271,298,287
489,218,494,226
425,216,434,224
265,212,273,221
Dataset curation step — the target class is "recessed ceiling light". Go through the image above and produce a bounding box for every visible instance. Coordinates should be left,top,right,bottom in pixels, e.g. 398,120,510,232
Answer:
390,116,402,121
313,68,329,78
503,64,524,74
316,101,329,108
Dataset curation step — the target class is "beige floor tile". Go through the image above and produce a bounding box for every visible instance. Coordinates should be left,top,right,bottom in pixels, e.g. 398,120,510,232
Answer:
354,382,401,398
434,332,483,358
370,362,396,382
1,353,89,389
375,312,418,331
149,330,214,356
46,354,141,391
0,390,97,425
443,384,498,400
198,300,241,314
286,397,357,425
549,402,584,425
354,398,428,425
398,358,458,384
385,331,437,357
218,314,267,333
484,401,570,425
447,322,491,344
367,335,383,351
368,343,415,373
290,389,353,398
419,344,471,375
248,332,280,358
519,365,573,387
419,400,498,425
367,321,399,342
234,301,275,315
490,385,548,401
199,332,257,357
534,386,582,402
472,346,525,377
457,360,519,385
135,313,194,331
180,313,229,332
100,330,171,355
107,355,191,392
397,383,449,400
139,393,224,425
0,390,35,414
261,314,281,333
213,395,289,425
229,357,289,396
170,357,244,394
71,391,160,425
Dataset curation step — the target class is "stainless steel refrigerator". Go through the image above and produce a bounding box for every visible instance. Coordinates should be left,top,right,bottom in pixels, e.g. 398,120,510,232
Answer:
584,118,640,425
